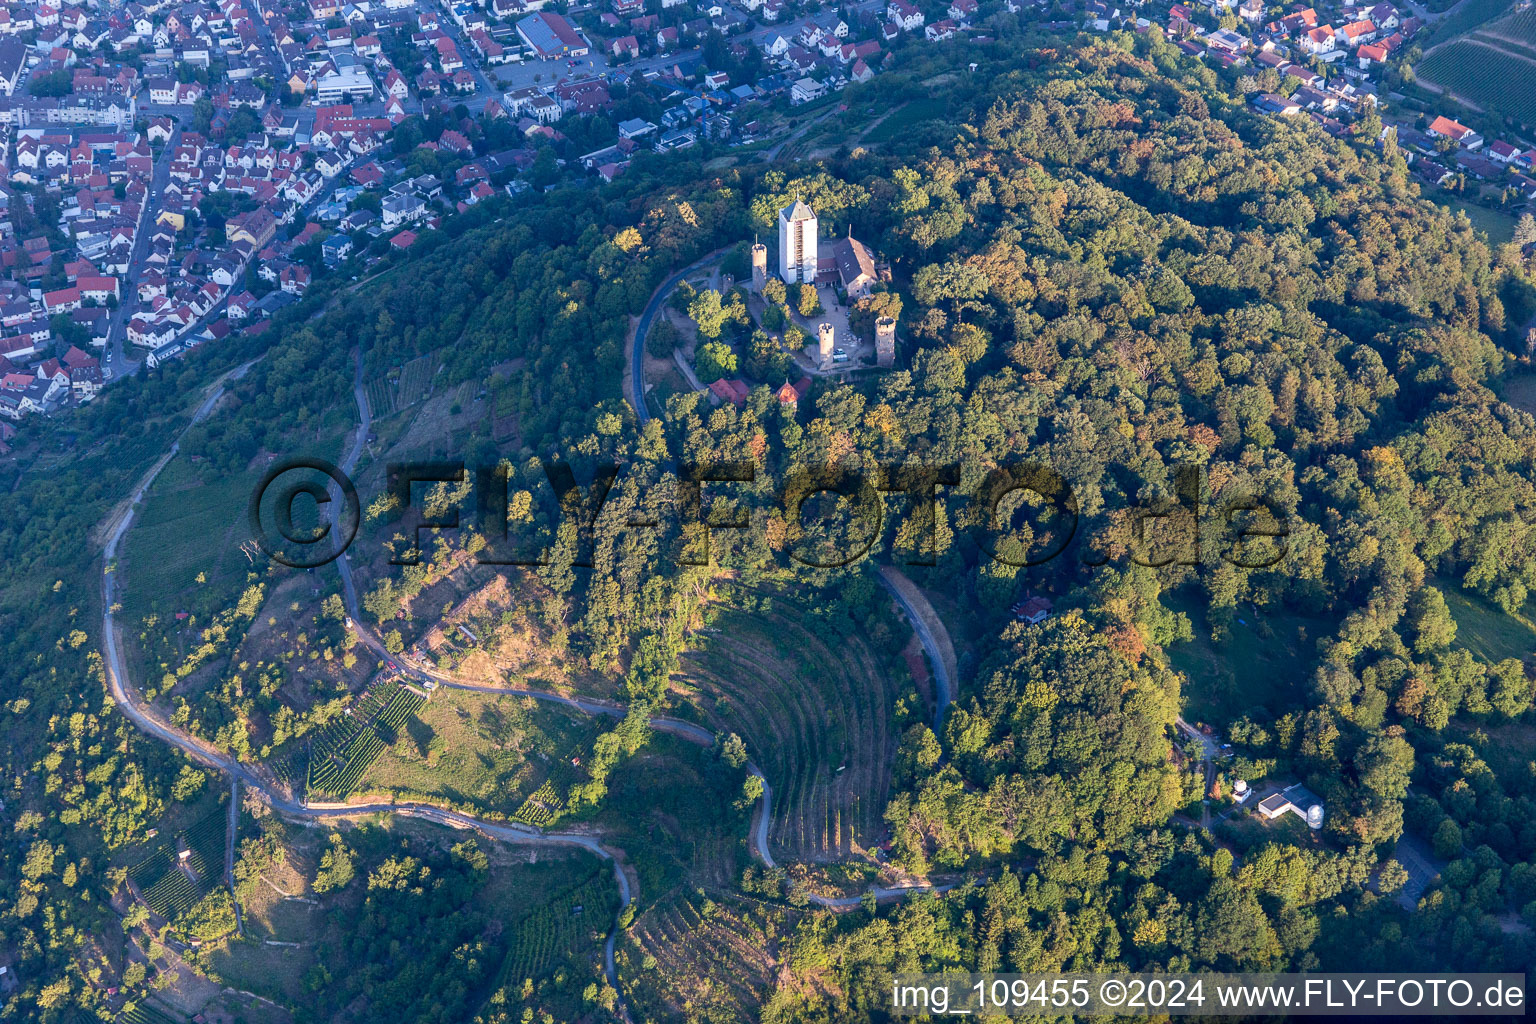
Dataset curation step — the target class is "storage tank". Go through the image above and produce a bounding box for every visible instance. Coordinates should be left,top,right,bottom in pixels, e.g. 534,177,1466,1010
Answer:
1306,804,1324,830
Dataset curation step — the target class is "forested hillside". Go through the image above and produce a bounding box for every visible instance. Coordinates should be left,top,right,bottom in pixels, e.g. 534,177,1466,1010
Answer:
1,23,1534,1021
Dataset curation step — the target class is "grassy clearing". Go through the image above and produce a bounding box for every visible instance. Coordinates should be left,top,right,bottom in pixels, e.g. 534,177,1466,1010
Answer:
1444,718,1536,781
1434,577,1536,664
356,687,598,816
1217,805,1321,854
1162,589,1327,726
1435,197,1520,244
1498,370,1536,413
864,97,951,145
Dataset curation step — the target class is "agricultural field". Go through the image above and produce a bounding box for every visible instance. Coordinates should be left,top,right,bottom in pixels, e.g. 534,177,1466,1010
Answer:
673,597,910,863
117,459,258,626
123,807,230,926
1415,2,1536,125
1424,0,1517,46
355,686,599,819
363,350,441,419
620,893,784,1024
114,1004,182,1024
1416,41,1536,125
493,863,619,992
305,679,425,800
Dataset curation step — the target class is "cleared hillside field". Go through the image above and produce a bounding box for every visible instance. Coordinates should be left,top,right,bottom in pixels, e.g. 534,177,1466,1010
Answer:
674,597,910,863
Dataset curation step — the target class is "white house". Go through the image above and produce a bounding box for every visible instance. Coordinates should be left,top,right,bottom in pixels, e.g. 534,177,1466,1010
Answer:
887,0,924,31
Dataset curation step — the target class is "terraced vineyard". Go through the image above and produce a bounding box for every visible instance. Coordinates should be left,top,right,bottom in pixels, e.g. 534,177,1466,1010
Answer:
363,350,441,419
623,893,781,1024
124,807,230,920
494,867,617,988
116,1005,181,1024
128,843,202,919
675,597,907,862
306,680,426,800
141,868,200,919
180,809,227,873
1483,6,1536,47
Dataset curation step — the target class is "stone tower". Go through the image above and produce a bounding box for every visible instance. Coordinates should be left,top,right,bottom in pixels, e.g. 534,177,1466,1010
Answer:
777,197,817,284
875,316,896,367
818,322,834,365
750,241,768,293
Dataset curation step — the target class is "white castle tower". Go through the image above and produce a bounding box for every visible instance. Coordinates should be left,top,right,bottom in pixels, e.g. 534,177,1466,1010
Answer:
778,197,817,284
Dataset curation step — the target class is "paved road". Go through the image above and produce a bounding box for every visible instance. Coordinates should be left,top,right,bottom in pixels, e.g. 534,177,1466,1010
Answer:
102,124,179,382
877,566,954,729
626,249,729,424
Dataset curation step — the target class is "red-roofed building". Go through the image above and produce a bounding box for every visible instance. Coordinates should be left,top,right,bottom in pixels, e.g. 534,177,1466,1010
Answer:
351,161,383,186
77,276,119,303
43,287,81,312
709,377,749,407
776,376,810,406
1428,115,1482,148
1356,42,1388,65
391,230,417,249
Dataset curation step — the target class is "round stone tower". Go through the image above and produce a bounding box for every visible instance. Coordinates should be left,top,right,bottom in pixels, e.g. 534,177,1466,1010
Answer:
750,242,768,293
875,316,897,368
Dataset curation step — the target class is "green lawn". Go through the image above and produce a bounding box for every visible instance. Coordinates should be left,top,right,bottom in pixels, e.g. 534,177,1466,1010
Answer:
1435,577,1536,665
1162,589,1327,726
1217,805,1321,855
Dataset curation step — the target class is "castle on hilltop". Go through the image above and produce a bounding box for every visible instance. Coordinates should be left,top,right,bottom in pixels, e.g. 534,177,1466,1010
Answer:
752,198,894,368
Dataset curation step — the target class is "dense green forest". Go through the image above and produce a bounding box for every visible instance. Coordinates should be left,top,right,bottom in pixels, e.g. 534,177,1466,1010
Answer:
1,22,1535,1021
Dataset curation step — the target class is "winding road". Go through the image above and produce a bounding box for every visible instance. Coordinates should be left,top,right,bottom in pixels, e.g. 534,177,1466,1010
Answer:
100,342,963,1014
627,249,732,424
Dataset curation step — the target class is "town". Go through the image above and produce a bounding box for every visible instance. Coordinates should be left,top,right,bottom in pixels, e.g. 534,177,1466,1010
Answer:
0,0,1523,433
